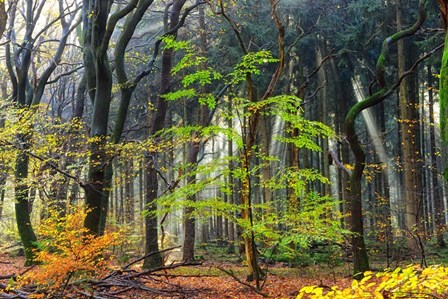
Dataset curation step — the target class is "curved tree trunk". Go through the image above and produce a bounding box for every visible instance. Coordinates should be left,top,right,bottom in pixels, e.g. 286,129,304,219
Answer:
344,0,426,277
6,0,77,264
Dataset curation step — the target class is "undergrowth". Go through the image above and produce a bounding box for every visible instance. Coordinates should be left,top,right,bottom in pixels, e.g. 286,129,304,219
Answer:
13,205,122,296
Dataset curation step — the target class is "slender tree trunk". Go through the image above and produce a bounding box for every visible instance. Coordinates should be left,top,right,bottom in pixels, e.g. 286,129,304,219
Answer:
125,158,135,224
183,141,201,261
227,97,236,252
0,81,7,220
142,155,163,268
428,65,446,247
397,0,423,253
143,0,188,268
377,101,393,256
0,0,6,38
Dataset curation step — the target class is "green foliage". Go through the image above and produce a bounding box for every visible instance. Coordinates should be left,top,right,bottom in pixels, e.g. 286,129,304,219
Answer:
148,39,344,263
440,34,448,181
265,244,343,268
229,50,278,84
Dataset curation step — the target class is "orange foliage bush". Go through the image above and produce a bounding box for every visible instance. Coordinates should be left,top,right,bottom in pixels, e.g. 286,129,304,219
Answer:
16,205,122,291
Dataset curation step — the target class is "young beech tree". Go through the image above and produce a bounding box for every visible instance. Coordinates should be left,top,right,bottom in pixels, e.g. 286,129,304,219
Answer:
208,0,286,284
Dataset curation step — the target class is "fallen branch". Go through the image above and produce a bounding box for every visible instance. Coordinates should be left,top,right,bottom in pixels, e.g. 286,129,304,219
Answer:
0,274,15,280
127,260,203,279
123,245,181,270
217,267,268,297
0,283,31,299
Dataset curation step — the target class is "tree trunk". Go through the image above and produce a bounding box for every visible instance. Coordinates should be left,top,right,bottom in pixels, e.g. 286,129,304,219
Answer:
428,65,446,247
397,0,423,253
182,141,200,261
227,97,236,252
142,156,163,268
143,0,188,268
125,158,135,224
15,151,38,265
0,0,6,38
83,0,114,234
345,113,370,276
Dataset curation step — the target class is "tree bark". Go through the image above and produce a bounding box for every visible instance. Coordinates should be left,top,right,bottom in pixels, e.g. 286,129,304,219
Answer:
182,3,212,261
143,0,188,268
0,0,6,38
437,1,448,247
15,151,38,265
343,0,426,276
429,65,446,247
397,0,423,253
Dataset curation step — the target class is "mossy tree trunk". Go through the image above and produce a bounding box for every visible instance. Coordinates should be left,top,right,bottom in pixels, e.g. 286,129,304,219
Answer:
5,0,78,264
15,151,38,265
344,0,426,277
439,3,448,184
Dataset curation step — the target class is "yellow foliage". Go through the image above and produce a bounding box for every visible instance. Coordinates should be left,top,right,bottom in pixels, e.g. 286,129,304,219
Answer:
16,205,123,291
297,265,448,299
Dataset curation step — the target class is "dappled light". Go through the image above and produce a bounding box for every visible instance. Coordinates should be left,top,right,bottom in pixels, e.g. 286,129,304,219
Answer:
0,0,448,298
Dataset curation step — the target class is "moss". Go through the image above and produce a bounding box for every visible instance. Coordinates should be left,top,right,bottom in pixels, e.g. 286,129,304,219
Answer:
440,33,448,180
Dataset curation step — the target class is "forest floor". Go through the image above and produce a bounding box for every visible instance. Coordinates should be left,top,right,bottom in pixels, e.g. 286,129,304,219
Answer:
0,250,355,298
2,244,447,298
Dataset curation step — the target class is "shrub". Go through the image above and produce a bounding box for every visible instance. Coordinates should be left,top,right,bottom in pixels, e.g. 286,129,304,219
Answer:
297,265,448,298
16,205,122,292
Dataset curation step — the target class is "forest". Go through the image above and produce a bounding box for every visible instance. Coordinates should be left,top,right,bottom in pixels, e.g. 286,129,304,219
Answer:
2,0,448,298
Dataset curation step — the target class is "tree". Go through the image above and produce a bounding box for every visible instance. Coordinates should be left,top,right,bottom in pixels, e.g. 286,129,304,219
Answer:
82,0,157,235
0,0,6,38
182,3,212,262
427,65,445,247
396,0,423,253
343,0,426,276
142,0,202,269
5,0,80,264
438,2,448,190
207,0,286,284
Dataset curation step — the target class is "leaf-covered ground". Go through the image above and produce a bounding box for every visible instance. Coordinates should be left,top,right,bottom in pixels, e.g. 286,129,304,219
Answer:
0,253,355,298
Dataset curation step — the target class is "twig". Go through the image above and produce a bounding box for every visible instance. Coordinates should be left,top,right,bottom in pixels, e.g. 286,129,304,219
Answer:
127,260,202,279
0,283,30,299
329,141,352,176
122,245,181,270
217,267,268,297
0,274,15,280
